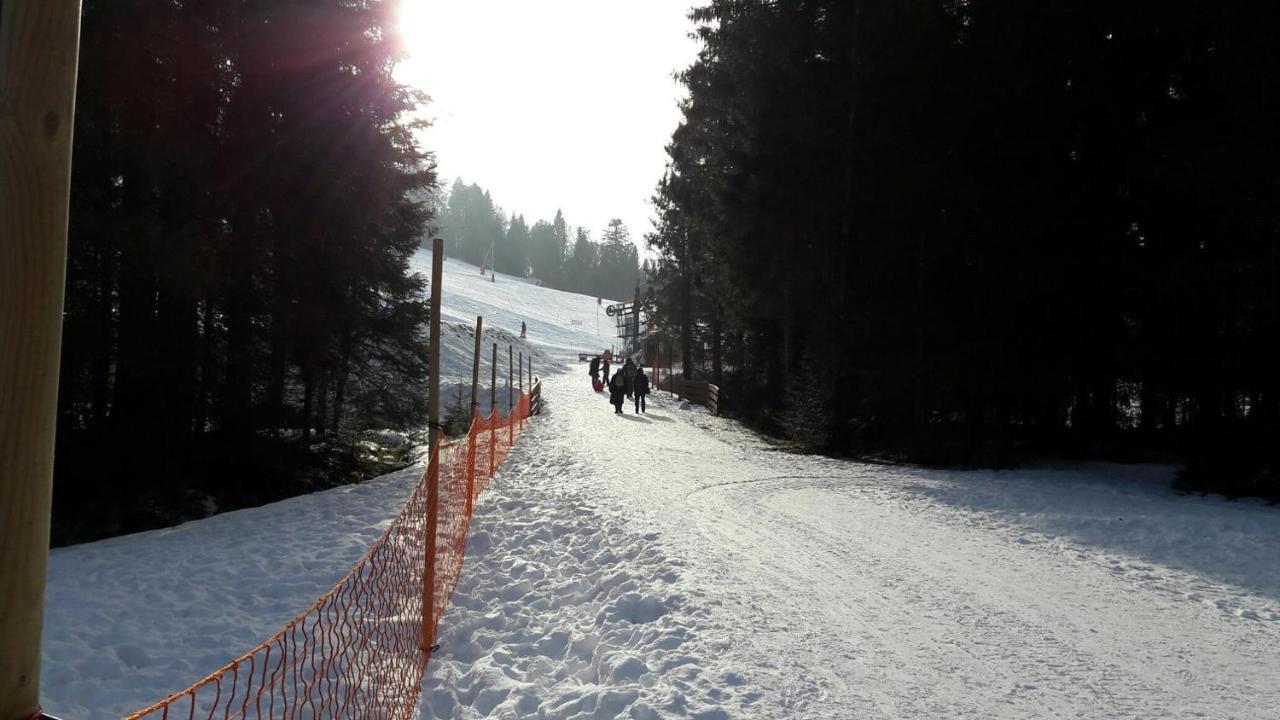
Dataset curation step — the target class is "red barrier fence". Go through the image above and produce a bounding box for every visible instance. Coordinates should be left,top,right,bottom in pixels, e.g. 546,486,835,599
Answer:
123,387,536,720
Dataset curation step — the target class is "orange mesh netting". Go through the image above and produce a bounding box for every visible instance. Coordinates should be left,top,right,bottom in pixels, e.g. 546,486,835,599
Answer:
123,387,536,720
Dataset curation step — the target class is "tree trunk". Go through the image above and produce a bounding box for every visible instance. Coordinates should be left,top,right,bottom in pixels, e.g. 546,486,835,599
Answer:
90,234,114,432
193,298,216,438
332,335,353,432
301,365,315,444
680,232,694,380
222,264,254,446
316,369,329,436
711,307,723,387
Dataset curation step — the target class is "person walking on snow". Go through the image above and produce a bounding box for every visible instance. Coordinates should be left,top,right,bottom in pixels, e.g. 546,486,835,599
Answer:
633,367,651,414
608,370,627,414
622,357,637,399
521,321,526,338
601,358,610,390
589,355,601,382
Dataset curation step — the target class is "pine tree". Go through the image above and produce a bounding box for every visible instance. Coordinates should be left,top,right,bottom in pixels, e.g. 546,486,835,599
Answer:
54,0,437,542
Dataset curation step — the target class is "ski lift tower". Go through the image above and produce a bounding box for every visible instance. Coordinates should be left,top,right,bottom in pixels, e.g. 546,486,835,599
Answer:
605,282,650,358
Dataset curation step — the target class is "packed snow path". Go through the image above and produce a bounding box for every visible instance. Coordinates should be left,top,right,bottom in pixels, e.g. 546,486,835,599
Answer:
422,367,1280,719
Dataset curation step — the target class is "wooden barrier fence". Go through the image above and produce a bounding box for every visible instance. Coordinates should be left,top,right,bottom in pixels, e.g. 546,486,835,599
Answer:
652,366,719,416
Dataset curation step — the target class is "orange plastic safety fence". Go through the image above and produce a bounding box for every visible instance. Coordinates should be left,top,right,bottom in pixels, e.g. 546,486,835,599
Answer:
124,388,537,720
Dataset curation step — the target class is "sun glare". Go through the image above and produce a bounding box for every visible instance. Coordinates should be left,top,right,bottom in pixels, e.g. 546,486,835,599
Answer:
394,0,431,78
387,0,700,246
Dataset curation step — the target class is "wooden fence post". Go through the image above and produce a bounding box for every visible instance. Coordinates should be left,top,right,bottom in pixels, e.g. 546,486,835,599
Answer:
470,316,483,416
421,237,443,651
427,238,443,454
466,316,482,516
507,345,514,445
490,342,497,476
0,3,84,717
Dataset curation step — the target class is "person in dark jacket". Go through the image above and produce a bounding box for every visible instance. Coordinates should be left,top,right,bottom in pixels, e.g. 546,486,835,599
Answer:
633,367,650,413
608,370,627,414
601,358,610,389
588,355,601,382
622,358,637,399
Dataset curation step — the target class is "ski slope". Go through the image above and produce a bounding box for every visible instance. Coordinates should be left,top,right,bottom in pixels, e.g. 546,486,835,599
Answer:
41,250,1280,719
406,248,619,412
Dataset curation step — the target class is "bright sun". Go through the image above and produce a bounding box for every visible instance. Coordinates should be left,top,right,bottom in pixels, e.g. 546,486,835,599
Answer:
393,0,431,85
383,0,700,248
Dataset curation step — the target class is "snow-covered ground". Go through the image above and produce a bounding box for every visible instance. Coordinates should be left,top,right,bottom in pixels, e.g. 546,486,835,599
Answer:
420,368,1280,719
41,251,1280,719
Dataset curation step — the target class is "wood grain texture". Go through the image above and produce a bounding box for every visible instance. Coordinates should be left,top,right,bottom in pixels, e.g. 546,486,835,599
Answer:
0,2,83,717
427,238,443,455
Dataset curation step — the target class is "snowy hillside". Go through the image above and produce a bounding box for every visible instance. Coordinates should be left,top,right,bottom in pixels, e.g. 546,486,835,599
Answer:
408,248,619,412
41,247,1280,719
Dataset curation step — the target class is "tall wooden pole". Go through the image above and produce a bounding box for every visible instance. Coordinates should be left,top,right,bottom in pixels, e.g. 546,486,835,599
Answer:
469,316,483,415
427,238,443,455
421,237,443,651
0,3,83,717
489,343,497,475
518,352,524,394
507,345,514,445
466,316,482,515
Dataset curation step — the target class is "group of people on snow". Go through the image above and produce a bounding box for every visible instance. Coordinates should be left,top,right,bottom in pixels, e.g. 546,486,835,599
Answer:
588,351,650,414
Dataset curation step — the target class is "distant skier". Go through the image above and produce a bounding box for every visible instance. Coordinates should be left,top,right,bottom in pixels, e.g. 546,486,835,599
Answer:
521,321,526,338
608,370,627,414
633,367,650,414
622,358,637,399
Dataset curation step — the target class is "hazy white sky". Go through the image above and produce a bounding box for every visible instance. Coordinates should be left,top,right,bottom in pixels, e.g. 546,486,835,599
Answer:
395,1,701,250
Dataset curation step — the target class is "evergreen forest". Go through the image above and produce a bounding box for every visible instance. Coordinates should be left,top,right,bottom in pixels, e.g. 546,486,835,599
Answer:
54,0,433,542
648,1,1280,499
437,179,641,301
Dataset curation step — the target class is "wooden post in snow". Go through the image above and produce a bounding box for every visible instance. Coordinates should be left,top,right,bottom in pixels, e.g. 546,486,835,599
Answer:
466,316,482,515
489,343,497,475
421,237,443,651
507,345,514,444
470,316,483,415
427,238,443,456
519,352,523,394
0,2,83,717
